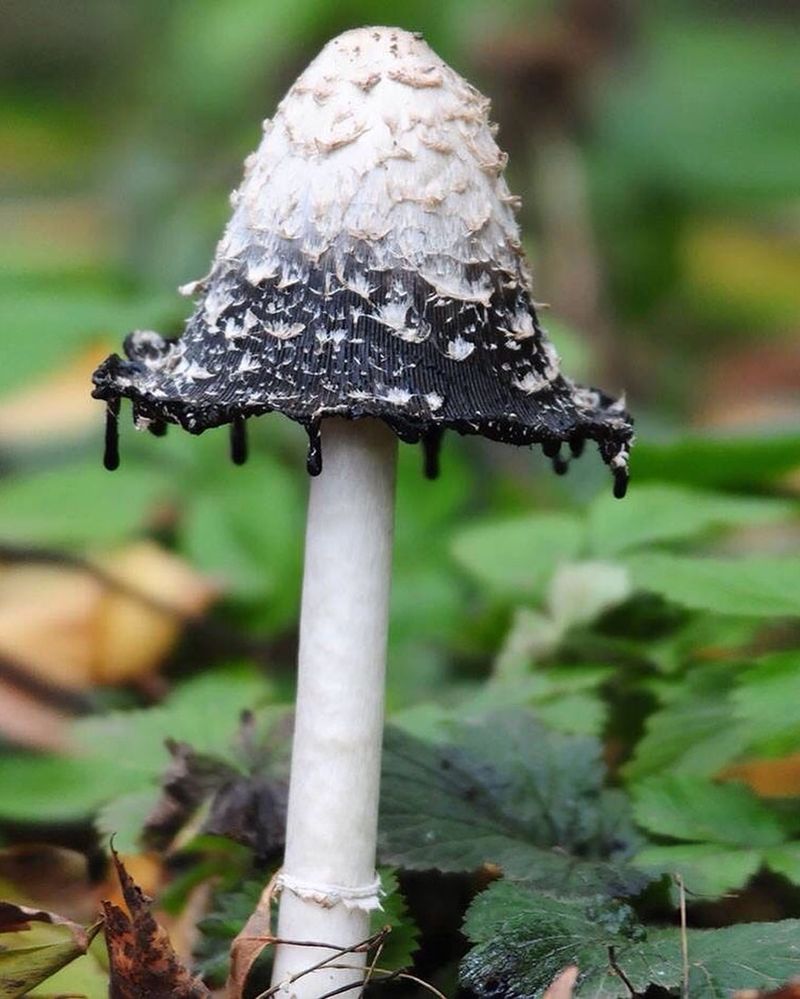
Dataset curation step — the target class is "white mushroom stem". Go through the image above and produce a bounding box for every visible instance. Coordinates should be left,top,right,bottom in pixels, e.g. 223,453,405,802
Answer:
271,417,398,999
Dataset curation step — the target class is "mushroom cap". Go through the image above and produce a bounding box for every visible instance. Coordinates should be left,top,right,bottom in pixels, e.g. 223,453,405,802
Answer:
93,26,632,491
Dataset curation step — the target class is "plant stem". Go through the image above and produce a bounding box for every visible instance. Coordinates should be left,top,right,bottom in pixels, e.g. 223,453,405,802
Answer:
271,418,397,998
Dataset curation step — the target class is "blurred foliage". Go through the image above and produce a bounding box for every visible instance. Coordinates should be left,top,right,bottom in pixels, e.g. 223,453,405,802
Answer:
0,0,798,996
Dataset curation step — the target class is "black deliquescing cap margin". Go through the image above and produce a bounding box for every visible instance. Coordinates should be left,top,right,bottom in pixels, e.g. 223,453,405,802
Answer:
92,258,633,496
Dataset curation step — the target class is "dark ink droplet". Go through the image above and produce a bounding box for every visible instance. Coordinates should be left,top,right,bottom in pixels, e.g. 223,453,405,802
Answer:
422,427,444,480
570,436,585,458
149,420,168,438
103,399,120,471
542,439,560,458
230,416,248,465
552,454,569,476
613,466,629,499
306,424,322,476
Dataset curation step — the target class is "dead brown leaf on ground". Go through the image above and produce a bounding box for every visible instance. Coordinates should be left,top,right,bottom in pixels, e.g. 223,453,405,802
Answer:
722,754,800,798
103,848,210,999
226,874,278,998
736,980,800,999
0,541,215,693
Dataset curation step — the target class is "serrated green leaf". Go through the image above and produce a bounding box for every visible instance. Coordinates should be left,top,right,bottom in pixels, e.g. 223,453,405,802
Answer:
587,483,793,556
632,775,786,847
734,651,800,757
451,514,584,597
648,920,800,998
623,681,745,782
627,554,800,617
460,882,655,999
461,881,800,998
635,843,761,899
370,869,420,973
379,714,645,896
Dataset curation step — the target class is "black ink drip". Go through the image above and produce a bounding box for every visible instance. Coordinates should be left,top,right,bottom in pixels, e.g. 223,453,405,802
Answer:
541,440,560,458
149,420,168,438
613,466,629,499
551,452,569,476
103,398,120,471
569,436,585,458
306,423,322,476
230,416,248,465
422,428,444,480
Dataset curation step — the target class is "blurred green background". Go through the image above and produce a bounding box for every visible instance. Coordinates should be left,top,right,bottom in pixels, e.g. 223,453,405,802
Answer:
0,1,799,993
1,0,799,739
1,0,799,759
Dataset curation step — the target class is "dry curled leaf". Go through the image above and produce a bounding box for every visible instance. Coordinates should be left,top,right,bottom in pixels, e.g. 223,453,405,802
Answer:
226,875,278,998
103,849,210,999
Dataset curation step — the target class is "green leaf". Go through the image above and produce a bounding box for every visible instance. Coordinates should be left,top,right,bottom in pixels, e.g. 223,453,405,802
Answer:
179,455,303,631
461,882,654,999
451,514,584,597
0,665,275,824
650,920,800,999
379,713,644,895
0,462,169,547
462,880,800,998
635,843,762,899
623,669,746,781
587,483,793,556
631,433,800,490
627,553,800,617
734,651,800,757
0,286,173,396
0,915,102,999
631,775,786,847
765,844,800,886
370,869,420,973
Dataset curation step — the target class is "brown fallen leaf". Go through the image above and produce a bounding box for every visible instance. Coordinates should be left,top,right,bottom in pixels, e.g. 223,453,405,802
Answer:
0,542,215,691
0,846,95,924
722,755,800,798
0,675,70,751
0,900,101,998
736,980,800,999
103,849,210,999
226,873,278,999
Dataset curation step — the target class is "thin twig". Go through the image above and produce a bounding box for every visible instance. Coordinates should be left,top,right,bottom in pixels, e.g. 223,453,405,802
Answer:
363,924,388,988
253,929,390,999
676,873,689,999
331,963,448,999
313,980,370,999
608,945,636,997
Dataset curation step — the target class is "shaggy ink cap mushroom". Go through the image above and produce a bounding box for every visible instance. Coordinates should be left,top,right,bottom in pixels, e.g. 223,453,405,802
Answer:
93,27,633,496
